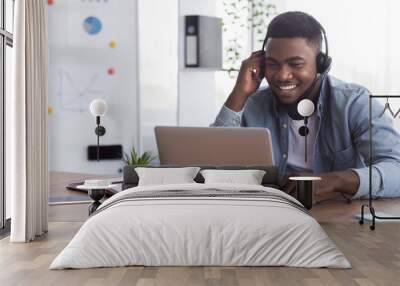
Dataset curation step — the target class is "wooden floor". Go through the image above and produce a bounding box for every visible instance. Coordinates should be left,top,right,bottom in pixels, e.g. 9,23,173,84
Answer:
1,172,400,286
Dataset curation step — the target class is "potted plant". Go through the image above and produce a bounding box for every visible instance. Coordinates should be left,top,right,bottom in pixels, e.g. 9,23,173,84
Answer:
123,146,156,166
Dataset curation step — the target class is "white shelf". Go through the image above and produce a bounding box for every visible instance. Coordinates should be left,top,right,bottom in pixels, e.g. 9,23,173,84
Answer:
180,67,224,72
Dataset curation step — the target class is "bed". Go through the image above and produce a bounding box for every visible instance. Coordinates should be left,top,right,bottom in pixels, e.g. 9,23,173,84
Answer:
50,166,350,269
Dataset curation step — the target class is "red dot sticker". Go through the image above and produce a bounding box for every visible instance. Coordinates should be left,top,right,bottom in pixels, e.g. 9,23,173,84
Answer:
107,68,115,76
48,0,54,5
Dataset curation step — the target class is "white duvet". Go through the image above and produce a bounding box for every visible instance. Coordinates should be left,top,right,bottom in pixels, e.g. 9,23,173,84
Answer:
50,183,351,269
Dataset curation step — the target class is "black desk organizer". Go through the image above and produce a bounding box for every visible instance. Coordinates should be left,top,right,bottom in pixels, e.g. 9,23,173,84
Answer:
359,95,400,230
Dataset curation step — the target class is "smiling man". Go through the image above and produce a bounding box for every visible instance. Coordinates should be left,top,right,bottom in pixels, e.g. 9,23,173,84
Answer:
212,11,400,202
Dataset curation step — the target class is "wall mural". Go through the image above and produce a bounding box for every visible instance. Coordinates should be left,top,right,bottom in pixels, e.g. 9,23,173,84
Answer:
48,0,118,116
47,0,138,175
56,66,105,112
83,16,103,35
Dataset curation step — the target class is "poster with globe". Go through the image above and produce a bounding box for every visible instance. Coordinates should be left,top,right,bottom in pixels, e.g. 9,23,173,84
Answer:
67,0,119,47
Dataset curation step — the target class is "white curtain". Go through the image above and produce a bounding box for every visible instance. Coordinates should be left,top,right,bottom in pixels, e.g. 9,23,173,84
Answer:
9,0,49,242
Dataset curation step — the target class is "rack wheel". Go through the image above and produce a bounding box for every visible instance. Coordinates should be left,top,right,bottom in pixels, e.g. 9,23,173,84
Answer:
359,220,364,225
370,225,375,231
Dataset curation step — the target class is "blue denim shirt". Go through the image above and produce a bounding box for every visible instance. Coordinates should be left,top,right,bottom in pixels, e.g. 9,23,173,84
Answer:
212,75,400,198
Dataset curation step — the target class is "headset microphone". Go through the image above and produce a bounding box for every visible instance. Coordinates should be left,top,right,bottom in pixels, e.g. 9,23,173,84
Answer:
297,99,315,162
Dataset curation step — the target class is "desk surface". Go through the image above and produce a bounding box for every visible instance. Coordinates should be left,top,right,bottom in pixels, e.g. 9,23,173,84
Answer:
49,171,117,222
50,171,116,196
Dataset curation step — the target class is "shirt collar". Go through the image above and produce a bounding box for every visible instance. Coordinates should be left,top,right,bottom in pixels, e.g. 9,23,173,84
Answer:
269,74,330,118
316,74,330,117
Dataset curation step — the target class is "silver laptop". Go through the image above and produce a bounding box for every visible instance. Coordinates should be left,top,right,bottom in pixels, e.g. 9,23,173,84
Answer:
154,126,275,166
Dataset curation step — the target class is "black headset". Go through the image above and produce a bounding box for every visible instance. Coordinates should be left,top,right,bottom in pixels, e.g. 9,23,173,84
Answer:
261,24,332,75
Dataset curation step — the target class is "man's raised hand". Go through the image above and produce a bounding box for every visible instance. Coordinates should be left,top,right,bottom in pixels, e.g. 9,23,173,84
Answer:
225,51,266,112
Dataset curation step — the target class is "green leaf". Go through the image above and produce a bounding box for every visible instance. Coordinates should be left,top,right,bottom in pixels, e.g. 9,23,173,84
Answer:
123,146,156,166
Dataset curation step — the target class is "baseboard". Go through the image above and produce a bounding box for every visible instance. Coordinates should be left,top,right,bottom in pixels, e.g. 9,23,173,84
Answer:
0,218,11,239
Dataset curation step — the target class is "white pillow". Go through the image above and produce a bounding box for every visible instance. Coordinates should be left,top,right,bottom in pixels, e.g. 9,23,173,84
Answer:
135,167,200,186
200,169,266,185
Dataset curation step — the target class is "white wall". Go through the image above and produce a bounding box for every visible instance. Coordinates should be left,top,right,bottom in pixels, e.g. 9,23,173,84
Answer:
178,0,233,127
137,0,179,157
48,0,139,175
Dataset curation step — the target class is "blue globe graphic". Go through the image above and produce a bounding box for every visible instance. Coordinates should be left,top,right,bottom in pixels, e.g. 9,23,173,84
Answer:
83,16,102,35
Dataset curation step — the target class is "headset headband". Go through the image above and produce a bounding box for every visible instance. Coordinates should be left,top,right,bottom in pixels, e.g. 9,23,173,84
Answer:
262,25,329,60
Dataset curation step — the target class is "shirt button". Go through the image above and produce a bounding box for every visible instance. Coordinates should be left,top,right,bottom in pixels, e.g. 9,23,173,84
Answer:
282,154,287,158
283,124,287,128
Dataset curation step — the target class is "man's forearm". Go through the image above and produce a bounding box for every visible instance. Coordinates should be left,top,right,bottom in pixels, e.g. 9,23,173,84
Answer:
225,89,248,112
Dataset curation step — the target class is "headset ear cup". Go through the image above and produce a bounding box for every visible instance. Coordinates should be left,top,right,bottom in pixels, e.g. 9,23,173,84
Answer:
324,55,332,73
316,52,325,74
316,52,332,74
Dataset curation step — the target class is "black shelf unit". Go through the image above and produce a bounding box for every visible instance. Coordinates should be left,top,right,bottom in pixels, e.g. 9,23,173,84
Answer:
359,95,400,230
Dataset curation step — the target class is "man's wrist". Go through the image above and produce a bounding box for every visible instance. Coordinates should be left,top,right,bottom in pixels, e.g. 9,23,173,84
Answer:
225,89,249,112
335,170,360,196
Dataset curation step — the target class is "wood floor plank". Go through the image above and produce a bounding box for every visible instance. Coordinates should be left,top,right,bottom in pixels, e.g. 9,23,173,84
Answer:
2,221,400,286
204,267,221,279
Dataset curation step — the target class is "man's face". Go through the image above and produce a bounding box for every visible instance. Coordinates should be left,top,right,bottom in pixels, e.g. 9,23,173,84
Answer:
264,37,318,104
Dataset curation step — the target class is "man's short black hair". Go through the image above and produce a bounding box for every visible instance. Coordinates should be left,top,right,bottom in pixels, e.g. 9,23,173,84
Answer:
265,11,323,51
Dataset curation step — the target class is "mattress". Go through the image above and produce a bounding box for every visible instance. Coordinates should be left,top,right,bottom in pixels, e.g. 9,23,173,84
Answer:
50,183,351,269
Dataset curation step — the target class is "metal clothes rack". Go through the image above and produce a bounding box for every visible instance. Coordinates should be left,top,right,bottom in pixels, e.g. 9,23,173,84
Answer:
359,95,400,230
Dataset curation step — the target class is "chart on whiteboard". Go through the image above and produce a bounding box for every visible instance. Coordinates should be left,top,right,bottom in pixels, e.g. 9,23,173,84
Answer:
67,0,119,47
56,65,111,112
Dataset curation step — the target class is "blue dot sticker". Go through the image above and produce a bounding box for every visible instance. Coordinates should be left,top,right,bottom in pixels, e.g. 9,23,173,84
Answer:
83,16,102,35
